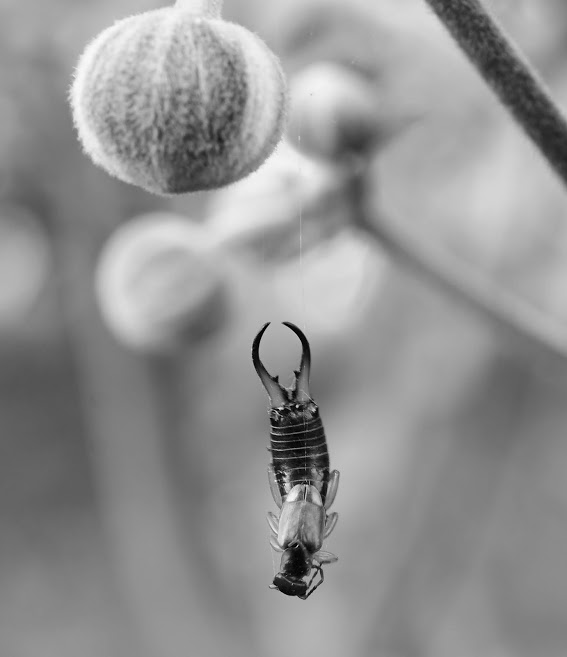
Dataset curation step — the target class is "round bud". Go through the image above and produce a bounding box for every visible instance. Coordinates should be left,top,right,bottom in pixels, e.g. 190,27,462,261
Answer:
287,61,381,163
95,213,229,352
70,5,287,195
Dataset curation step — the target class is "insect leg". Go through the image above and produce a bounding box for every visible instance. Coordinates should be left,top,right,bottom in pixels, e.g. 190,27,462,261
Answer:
324,470,340,510
266,511,279,536
270,536,284,552
313,550,338,564
267,465,283,508
301,564,324,600
324,512,338,538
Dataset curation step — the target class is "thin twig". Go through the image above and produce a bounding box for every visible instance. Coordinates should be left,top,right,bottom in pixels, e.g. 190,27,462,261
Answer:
422,0,567,187
350,171,567,364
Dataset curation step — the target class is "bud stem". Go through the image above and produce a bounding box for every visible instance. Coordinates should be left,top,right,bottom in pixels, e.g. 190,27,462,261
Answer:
174,0,222,18
350,169,567,365
422,0,567,189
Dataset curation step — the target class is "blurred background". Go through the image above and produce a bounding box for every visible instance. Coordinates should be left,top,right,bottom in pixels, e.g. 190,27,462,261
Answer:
3,0,567,656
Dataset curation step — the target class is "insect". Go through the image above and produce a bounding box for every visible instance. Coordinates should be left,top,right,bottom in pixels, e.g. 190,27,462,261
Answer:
252,321,340,599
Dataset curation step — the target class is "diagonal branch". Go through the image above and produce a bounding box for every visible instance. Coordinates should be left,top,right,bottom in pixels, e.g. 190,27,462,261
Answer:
423,0,567,187
350,171,567,364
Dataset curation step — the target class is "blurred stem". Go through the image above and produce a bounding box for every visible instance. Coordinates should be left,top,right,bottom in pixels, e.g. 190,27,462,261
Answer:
422,0,567,187
364,356,533,656
60,233,253,657
51,138,253,655
350,170,567,363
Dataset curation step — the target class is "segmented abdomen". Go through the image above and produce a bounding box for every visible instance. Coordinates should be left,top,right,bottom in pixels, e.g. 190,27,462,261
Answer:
269,404,330,502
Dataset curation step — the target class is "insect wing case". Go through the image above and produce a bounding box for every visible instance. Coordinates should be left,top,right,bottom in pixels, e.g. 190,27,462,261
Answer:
277,484,326,552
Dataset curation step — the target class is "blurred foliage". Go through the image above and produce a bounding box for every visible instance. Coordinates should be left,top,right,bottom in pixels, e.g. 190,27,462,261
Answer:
3,1,567,657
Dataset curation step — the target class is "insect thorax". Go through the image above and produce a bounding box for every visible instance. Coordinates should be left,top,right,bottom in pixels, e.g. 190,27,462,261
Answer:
268,399,319,425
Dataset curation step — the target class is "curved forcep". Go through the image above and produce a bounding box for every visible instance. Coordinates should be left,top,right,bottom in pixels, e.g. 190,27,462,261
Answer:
252,321,312,406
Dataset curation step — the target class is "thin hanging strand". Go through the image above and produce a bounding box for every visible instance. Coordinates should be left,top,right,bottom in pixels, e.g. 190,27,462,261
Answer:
297,133,308,332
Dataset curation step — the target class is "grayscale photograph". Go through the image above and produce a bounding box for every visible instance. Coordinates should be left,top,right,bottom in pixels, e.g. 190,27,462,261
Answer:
1,0,567,655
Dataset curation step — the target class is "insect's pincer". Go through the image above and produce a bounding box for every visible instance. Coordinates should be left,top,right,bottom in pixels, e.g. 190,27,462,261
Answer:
252,322,314,406
252,323,288,407
282,322,311,402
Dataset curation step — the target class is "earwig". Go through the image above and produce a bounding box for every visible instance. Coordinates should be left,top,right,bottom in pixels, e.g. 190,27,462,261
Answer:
252,321,339,599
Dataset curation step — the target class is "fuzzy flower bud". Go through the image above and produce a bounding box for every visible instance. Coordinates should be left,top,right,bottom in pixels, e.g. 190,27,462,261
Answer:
287,62,383,163
70,0,287,195
95,213,229,352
